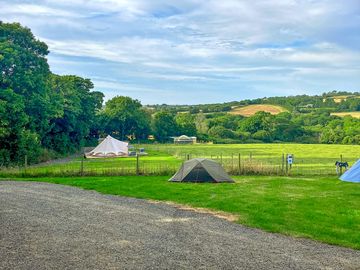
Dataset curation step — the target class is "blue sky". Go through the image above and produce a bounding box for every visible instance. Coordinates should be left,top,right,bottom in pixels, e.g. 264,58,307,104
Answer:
1,0,359,104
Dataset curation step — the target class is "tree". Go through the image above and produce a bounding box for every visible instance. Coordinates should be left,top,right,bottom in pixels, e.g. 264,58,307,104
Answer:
208,126,236,139
0,22,56,138
238,111,274,134
194,112,208,134
0,88,41,165
175,113,196,136
101,96,150,141
151,111,178,142
42,75,104,153
0,22,105,164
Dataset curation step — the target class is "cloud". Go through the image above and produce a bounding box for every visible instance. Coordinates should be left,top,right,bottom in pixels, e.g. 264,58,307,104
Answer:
1,0,359,103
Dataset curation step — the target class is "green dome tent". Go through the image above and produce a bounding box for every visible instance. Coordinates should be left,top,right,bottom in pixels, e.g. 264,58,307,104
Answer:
340,159,360,183
169,158,234,183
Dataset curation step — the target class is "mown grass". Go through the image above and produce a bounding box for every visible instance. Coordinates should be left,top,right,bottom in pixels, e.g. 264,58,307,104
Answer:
4,175,359,249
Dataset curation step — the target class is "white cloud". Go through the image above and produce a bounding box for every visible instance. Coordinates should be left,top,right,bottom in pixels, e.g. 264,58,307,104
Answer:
1,0,359,103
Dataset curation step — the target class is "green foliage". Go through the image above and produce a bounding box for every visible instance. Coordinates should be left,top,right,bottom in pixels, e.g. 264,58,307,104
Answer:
100,96,150,141
208,126,236,139
42,74,104,154
151,111,178,142
175,113,196,136
0,22,104,164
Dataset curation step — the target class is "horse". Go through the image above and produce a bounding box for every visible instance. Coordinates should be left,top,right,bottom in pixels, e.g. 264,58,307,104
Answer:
335,161,349,174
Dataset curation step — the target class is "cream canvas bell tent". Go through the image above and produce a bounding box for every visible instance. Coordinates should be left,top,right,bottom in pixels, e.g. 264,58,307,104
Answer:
87,135,128,158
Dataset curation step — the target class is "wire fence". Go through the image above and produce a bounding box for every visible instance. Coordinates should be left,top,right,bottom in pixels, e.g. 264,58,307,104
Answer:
0,150,355,178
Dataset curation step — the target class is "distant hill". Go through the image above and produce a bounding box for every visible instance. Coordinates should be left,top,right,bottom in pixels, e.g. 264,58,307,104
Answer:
229,104,287,117
323,95,360,103
331,112,360,119
148,91,359,115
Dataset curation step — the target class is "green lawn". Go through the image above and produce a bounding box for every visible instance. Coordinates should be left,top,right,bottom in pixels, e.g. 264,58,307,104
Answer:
4,175,359,249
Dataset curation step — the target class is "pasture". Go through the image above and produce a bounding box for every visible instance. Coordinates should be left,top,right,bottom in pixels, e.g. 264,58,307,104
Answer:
331,112,360,119
5,175,360,249
1,143,359,177
229,104,287,116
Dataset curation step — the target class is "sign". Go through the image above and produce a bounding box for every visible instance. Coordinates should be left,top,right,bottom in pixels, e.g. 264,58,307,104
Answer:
287,154,294,165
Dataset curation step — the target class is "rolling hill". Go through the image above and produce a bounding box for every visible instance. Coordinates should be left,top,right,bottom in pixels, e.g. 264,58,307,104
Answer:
331,112,360,119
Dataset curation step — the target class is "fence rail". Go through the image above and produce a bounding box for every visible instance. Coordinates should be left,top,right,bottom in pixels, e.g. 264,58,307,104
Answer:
0,150,354,178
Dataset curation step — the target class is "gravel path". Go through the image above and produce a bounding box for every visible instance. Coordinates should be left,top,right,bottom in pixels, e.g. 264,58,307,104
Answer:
1,181,359,270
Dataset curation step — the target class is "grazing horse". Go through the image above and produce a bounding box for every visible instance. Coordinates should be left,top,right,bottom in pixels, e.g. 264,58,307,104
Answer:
335,161,349,174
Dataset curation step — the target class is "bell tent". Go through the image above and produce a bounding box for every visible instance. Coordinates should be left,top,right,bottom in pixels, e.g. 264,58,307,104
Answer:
169,158,234,183
87,135,128,158
340,159,360,183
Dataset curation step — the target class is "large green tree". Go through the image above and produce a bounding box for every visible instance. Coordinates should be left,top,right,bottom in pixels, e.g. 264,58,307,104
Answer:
42,75,104,153
0,22,105,164
175,113,196,136
151,111,178,142
100,96,150,141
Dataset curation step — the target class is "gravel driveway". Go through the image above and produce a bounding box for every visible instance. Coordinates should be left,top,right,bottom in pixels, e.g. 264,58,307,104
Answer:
1,181,359,270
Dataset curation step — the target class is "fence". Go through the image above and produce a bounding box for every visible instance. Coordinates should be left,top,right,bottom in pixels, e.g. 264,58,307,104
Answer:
0,150,354,178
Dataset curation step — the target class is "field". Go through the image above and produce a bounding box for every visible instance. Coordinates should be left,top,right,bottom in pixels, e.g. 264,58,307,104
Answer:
148,143,360,175
325,95,360,103
331,112,360,119
1,143,359,177
4,175,359,249
229,104,287,116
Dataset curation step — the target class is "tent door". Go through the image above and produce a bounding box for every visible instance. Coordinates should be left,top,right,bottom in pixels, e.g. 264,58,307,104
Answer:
182,165,214,182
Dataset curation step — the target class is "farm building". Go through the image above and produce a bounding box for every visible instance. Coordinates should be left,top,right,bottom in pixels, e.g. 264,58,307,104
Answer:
86,135,129,158
173,135,197,144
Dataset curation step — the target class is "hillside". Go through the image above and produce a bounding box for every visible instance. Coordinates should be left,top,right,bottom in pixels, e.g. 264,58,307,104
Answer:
229,104,287,117
149,91,360,115
331,112,360,119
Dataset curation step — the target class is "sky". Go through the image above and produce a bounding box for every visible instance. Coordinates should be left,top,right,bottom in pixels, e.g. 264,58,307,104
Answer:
1,0,359,105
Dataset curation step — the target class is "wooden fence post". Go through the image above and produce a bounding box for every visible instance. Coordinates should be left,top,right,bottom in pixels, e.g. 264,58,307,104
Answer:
231,153,234,171
24,155,28,174
282,154,285,175
80,158,84,176
136,154,140,175
340,154,343,175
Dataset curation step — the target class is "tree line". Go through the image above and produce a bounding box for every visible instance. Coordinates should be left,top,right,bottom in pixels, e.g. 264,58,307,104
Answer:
1,22,359,166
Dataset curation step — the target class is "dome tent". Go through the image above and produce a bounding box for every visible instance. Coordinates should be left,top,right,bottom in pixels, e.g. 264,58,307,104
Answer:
340,159,360,183
87,135,128,158
169,158,234,183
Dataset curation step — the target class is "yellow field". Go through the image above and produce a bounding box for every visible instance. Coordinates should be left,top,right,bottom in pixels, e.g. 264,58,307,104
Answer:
324,95,360,103
229,104,287,116
331,112,360,118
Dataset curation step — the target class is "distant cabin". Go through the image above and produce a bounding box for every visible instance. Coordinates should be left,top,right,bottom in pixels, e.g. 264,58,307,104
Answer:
173,135,197,144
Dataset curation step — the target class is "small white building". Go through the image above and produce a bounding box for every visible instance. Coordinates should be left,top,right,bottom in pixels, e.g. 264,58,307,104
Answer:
173,135,197,144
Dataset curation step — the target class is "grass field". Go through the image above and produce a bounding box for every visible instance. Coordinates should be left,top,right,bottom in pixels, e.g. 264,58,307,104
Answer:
1,143,359,177
331,112,360,119
3,175,359,249
147,143,360,176
229,104,287,116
